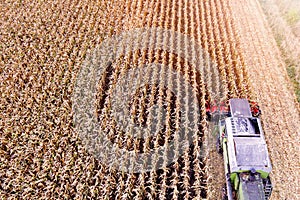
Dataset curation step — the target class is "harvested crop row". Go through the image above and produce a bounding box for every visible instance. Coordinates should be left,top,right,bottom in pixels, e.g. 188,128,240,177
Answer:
227,1,300,199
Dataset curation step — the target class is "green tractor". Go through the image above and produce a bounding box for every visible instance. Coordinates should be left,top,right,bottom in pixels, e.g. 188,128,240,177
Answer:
212,99,273,200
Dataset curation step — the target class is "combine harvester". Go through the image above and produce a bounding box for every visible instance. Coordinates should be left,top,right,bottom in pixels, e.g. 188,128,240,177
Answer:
208,99,273,200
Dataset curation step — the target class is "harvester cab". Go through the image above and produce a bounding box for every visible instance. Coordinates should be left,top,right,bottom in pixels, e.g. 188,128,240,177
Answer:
213,99,272,200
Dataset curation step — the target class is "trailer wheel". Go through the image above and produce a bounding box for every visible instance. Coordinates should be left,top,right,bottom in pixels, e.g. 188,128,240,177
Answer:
222,195,228,200
221,184,228,200
216,135,223,154
206,111,212,121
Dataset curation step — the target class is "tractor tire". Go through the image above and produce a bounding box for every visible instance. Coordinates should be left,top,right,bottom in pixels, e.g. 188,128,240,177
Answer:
221,184,228,200
216,135,223,154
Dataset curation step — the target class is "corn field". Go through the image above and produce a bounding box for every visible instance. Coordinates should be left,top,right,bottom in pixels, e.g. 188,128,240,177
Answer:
0,0,299,199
